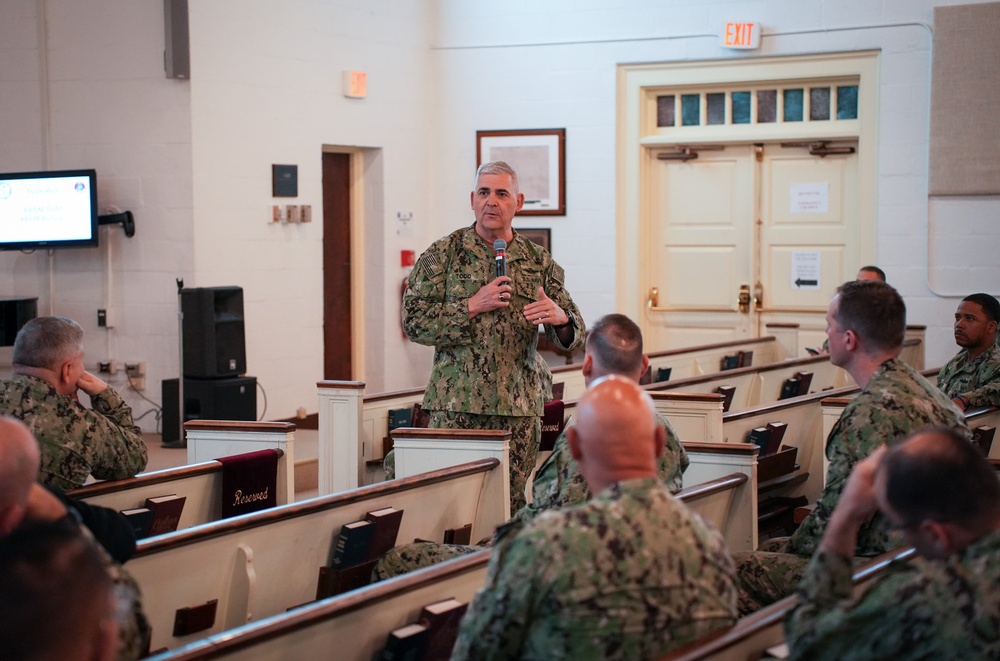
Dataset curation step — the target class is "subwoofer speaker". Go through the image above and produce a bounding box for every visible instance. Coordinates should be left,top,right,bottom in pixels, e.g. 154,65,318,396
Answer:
181,286,246,378
161,377,257,444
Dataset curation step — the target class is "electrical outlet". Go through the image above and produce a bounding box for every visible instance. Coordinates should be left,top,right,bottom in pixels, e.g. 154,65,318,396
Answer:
124,362,146,377
97,360,118,375
124,362,146,391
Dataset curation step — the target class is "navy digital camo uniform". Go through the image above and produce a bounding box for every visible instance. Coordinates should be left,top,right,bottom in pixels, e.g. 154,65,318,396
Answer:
513,411,688,526
450,477,738,661
785,531,1000,660
938,342,1000,409
402,224,583,513
372,413,688,581
733,358,968,614
0,374,147,491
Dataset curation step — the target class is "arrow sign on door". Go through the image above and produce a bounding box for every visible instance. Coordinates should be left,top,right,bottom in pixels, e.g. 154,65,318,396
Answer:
790,251,821,291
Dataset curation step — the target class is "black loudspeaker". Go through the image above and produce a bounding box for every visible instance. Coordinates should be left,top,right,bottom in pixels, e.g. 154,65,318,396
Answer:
164,0,190,79
182,287,246,379
161,377,257,444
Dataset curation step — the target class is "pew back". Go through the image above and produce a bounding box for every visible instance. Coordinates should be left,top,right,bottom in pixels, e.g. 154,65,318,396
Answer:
146,469,755,661
658,547,918,661
71,450,287,532
131,458,506,651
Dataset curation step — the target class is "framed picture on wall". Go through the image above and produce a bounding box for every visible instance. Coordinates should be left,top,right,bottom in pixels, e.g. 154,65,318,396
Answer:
476,129,566,215
518,228,552,252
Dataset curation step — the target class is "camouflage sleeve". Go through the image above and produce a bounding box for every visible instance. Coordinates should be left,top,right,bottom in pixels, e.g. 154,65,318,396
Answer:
451,530,542,660
401,242,473,348
965,382,1000,408
658,416,689,494
526,436,569,511
785,550,924,660
541,261,584,353
786,415,862,556
964,358,1000,408
936,357,960,395
84,387,148,480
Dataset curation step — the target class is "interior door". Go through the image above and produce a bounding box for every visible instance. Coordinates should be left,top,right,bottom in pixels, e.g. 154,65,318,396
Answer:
644,141,860,352
645,145,756,350
756,142,859,346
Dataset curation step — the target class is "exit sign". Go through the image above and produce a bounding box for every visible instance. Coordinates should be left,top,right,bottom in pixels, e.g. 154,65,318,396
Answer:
722,22,761,49
343,71,367,98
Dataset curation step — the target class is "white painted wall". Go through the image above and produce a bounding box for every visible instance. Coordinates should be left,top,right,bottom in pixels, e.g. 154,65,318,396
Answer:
429,0,1000,372
2,0,996,431
0,0,193,430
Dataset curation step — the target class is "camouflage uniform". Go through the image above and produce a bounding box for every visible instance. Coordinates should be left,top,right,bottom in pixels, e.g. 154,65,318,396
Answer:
372,414,689,581
402,224,583,513
938,342,1000,409
734,358,968,614
514,411,689,526
0,374,147,491
785,531,1000,660
46,515,152,660
450,477,738,661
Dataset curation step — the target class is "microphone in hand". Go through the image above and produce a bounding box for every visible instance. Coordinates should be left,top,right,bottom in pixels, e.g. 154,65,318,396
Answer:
493,239,507,279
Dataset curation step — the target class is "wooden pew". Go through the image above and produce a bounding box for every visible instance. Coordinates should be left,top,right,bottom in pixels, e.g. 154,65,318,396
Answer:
130,455,508,652
680,442,758,551
657,546,917,661
70,422,295,531
145,471,754,661
315,339,922,493
393,392,726,476
71,453,288,532
551,335,787,400
318,384,728,493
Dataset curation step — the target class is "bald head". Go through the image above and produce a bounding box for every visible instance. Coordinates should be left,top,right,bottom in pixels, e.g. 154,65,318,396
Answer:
567,376,663,494
0,417,41,534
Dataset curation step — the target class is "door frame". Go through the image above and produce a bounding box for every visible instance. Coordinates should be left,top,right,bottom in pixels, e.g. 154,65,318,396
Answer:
321,146,369,381
616,51,879,341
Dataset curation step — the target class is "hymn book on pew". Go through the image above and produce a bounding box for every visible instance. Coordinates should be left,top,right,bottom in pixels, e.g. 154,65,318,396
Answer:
714,385,736,412
417,597,469,661
443,523,472,545
317,507,405,599
381,622,430,661
366,506,405,560
143,494,187,536
119,507,154,539
973,426,996,456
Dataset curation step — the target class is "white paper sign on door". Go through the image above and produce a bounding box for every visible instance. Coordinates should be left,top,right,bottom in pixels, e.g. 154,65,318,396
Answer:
789,182,829,214
791,252,821,290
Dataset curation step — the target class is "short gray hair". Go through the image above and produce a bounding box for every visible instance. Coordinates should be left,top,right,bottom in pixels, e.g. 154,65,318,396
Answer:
474,161,519,193
12,317,84,370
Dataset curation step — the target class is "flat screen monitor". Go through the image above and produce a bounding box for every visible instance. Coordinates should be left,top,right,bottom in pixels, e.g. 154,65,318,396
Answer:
0,169,99,251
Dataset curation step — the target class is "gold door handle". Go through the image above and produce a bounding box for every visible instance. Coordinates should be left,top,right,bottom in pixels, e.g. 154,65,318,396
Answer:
738,284,751,314
647,287,659,310
754,281,764,311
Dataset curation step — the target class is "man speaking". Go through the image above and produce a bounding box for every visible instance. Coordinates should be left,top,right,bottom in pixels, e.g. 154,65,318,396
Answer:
402,161,583,513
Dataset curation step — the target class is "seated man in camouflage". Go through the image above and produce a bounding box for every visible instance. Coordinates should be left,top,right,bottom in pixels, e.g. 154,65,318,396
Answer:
0,416,150,660
786,427,1000,659
373,313,688,580
451,376,736,660
937,293,1000,412
0,520,120,661
734,280,968,615
0,316,147,490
